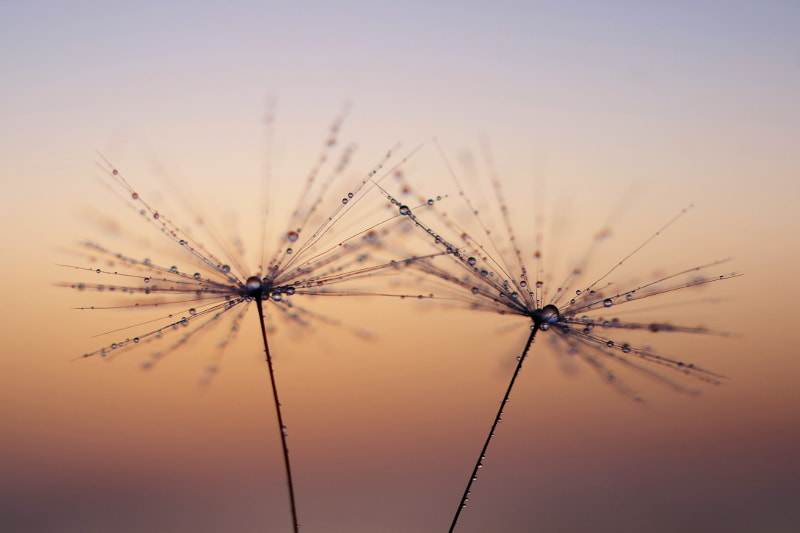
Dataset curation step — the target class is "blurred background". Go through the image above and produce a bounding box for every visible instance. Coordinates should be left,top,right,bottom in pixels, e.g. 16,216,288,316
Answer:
1,1,799,532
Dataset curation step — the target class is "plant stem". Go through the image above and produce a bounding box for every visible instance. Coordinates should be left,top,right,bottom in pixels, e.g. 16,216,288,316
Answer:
448,326,539,533
255,298,299,533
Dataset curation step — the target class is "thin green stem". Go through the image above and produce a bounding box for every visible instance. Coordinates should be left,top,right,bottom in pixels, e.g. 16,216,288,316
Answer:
448,325,539,533
255,297,299,533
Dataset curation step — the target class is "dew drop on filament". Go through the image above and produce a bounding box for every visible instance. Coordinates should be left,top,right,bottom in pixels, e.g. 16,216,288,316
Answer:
287,231,299,243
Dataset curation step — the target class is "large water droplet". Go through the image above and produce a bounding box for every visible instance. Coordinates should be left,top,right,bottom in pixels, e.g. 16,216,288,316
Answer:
287,231,299,242
603,298,613,307
221,265,230,274
272,293,282,302
246,277,262,294
189,308,197,316
467,257,476,266
399,205,410,215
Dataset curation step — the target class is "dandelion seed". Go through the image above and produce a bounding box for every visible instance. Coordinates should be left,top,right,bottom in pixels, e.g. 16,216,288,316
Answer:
60,112,423,533
377,142,740,532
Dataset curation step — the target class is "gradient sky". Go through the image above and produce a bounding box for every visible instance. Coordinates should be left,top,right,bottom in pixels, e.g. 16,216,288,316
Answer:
2,1,799,532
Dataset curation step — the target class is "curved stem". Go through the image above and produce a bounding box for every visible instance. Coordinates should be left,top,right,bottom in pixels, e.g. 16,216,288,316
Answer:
448,326,539,533
255,298,299,533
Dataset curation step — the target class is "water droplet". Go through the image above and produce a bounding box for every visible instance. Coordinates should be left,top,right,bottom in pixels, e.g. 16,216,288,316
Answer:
133,337,139,343
576,289,582,295
536,281,543,289
540,323,550,331
399,205,410,215
287,231,299,242
471,287,479,294
272,293,283,302
221,265,230,274
621,343,631,353
112,169,119,176
170,266,178,273
153,212,160,220
606,340,614,347
180,317,188,326
144,277,150,283
286,248,293,254
95,268,101,273
347,192,354,199
603,298,613,307
467,257,476,266
341,198,348,204
131,192,139,200
427,199,434,206
286,286,296,295
193,272,201,280
189,308,197,316
626,293,633,301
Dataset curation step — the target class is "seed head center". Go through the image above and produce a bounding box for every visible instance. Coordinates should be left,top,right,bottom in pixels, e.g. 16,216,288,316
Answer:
533,304,560,331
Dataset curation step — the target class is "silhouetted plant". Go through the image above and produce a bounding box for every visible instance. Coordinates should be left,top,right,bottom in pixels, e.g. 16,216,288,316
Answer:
379,144,740,532
60,112,417,533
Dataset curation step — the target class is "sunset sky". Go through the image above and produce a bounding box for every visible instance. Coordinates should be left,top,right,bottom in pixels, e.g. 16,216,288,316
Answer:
2,1,799,532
